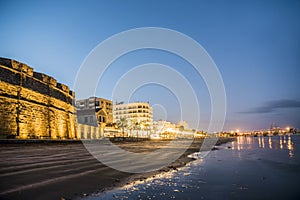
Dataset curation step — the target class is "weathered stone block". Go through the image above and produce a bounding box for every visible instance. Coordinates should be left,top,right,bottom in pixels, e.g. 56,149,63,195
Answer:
0,57,12,68
57,83,69,93
69,90,75,97
11,60,21,71
20,63,34,76
49,77,57,86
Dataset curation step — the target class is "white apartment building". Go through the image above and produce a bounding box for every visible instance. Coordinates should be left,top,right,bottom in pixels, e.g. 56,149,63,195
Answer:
113,102,153,123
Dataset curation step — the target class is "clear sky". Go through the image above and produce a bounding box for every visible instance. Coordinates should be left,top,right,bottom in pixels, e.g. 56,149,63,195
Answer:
1,0,300,131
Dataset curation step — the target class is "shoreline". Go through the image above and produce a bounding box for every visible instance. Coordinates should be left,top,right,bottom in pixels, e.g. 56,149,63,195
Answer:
0,137,235,200
86,135,300,200
77,137,236,199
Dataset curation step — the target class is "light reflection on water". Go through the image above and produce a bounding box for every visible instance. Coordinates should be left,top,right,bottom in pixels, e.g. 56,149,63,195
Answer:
82,135,299,200
231,135,295,158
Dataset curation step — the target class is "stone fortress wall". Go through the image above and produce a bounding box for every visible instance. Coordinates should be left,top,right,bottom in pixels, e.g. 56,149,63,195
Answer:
0,57,77,139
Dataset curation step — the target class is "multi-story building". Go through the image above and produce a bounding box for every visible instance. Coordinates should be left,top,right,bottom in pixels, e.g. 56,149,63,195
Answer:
153,120,193,139
155,120,177,132
76,97,113,126
177,120,189,130
113,102,153,123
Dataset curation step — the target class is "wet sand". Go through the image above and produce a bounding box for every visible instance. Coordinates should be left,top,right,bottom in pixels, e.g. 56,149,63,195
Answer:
86,135,300,200
0,138,234,200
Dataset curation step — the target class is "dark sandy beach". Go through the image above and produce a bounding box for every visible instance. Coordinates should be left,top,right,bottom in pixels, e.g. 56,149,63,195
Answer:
0,138,234,200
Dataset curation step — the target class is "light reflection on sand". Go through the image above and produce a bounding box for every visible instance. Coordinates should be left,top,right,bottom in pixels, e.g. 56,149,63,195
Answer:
82,160,202,200
80,144,216,200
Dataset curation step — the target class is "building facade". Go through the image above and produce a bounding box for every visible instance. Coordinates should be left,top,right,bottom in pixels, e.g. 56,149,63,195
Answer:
76,97,113,126
113,102,153,123
153,120,193,139
177,120,189,130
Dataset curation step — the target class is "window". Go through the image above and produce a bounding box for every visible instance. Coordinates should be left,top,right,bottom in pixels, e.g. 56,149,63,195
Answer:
84,117,88,123
90,116,93,123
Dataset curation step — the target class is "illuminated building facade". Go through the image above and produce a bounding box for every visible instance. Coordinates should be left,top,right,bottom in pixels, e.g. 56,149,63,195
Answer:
113,102,153,123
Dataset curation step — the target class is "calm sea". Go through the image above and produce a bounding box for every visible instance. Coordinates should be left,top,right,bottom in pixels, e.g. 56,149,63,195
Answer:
83,135,300,200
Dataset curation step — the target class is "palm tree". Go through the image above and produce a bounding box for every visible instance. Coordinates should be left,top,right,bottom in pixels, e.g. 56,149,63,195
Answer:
116,117,127,141
179,125,184,132
142,121,150,138
133,120,141,141
127,119,134,141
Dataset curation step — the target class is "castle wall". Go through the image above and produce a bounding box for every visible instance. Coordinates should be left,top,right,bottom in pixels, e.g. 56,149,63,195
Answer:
0,58,76,139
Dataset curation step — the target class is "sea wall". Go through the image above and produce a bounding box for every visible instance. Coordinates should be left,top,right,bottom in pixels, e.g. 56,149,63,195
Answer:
76,123,104,139
0,57,77,139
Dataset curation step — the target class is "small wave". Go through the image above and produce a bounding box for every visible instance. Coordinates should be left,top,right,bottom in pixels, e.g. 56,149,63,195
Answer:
187,151,210,159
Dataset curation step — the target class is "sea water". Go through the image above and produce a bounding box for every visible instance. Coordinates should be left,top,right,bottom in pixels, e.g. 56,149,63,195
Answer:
83,135,300,200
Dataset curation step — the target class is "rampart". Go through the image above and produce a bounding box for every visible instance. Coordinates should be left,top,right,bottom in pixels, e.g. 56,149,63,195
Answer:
0,57,77,139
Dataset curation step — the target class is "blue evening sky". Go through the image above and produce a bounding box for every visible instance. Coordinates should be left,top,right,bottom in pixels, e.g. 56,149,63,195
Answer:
0,0,299,131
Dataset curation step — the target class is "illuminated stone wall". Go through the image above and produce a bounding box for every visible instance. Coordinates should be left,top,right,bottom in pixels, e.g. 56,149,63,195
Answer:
0,58,76,139
77,123,104,139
